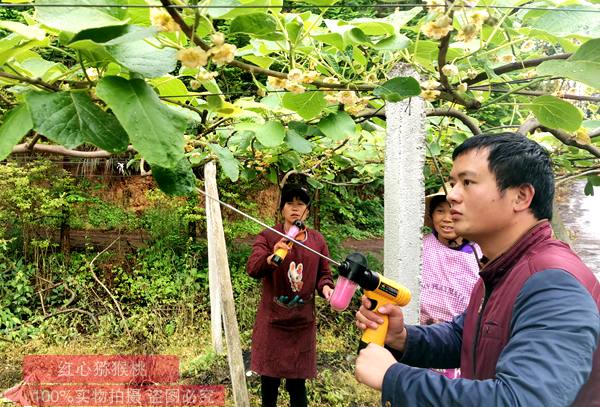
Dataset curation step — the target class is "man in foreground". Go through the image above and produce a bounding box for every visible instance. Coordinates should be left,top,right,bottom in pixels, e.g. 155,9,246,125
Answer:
355,133,599,406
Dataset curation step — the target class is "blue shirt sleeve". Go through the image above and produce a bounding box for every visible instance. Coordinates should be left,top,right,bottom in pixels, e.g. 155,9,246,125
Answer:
381,269,599,407
391,313,464,369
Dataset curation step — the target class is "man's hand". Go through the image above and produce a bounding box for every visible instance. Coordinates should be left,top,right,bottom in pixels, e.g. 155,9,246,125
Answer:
355,296,408,351
355,343,397,390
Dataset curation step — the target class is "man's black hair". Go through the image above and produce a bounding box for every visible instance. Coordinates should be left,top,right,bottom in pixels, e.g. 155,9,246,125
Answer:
452,132,554,220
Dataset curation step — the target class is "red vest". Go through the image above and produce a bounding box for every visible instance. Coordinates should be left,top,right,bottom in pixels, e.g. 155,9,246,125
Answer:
461,222,600,406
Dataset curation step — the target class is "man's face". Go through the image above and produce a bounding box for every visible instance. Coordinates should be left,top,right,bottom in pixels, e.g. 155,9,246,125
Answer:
447,148,517,242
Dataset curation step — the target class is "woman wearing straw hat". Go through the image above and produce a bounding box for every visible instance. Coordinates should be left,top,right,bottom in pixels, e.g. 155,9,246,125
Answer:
420,184,480,379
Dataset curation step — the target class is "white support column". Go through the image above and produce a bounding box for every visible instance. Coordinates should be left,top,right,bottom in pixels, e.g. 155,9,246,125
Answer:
384,64,426,325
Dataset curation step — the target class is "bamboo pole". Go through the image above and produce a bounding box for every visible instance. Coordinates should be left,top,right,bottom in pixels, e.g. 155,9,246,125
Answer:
205,174,223,354
204,161,250,407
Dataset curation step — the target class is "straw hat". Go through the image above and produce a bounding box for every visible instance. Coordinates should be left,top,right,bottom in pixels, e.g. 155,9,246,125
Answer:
424,183,451,229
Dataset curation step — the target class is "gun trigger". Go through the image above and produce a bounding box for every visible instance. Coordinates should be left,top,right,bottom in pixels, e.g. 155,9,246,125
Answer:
367,299,378,311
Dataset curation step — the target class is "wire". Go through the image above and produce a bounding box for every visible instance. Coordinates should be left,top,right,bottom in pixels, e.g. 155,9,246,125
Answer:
0,3,599,12
197,186,341,266
159,88,367,98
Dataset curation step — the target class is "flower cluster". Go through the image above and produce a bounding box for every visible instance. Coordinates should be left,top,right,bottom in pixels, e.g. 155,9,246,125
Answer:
455,10,489,42
150,8,180,32
175,32,237,69
327,91,370,115
177,47,208,69
267,68,321,94
420,79,441,102
422,15,454,40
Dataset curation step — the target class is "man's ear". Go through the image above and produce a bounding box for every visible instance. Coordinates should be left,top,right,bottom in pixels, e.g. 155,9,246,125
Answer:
514,184,535,213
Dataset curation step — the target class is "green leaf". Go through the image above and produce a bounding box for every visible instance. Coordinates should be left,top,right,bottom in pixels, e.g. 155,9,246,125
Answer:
0,35,49,66
584,179,594,196
346,28,371,45
96,76,186,168
352,46,367,68
104,27,177,78
583,120,600,131
25,91,129,152
286,18,303,44
152,159,196,196
69,25,132,44
291,0,339,6
35,0,127,33
373,77,421,102
282,91,327,120
68,26,177,77
207,0,282,20
266,167,278,184
312,33,345,51
350,19,395,36
209,144,240,181
537,38,600,89
152,76,190,101
285,130,313,153
528,96,583,132
373,34,411,51
256,121,285,147
306,177,324,189
241,55,276,68
0,105,32,160
0,21,45,41
19,58,65,82
532,7,600,38
230,13,284,40
318,112,356,141
411,40,461,70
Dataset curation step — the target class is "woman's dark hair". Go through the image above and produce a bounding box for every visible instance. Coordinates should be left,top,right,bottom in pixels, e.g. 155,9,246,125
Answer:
452,132,554,220
279,184,311,210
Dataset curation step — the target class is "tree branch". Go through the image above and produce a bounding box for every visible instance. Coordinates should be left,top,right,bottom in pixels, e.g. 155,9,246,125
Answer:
158,0,375,91
437,28,479,109
356,107,481,135
518,118,600,158
556,166,600,186
465,53,571,86
27,132,41,151
469,86,600,103
427,108,481,135
0,71,59,92
12,143,136,158
90,237,131,336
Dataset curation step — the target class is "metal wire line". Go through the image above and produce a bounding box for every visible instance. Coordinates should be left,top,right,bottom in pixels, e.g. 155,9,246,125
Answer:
1,3,599,12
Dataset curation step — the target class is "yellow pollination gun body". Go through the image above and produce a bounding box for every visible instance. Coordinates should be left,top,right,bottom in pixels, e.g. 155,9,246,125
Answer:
271,220,305,266
361,273,411,346
332,252,411,348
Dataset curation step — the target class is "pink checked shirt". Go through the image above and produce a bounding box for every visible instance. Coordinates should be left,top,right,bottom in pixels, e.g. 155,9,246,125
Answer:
420,233,481,378
420,233,481,324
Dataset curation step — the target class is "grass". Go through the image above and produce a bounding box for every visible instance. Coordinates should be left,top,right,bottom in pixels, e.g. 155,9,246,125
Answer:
0,300,380,407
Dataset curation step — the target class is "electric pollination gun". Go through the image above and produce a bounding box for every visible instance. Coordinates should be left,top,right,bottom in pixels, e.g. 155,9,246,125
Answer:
329,252,411,349
271,219,306,266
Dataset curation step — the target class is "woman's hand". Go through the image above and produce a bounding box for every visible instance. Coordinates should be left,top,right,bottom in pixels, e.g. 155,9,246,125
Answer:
267,239,291,265
322,285,334,300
